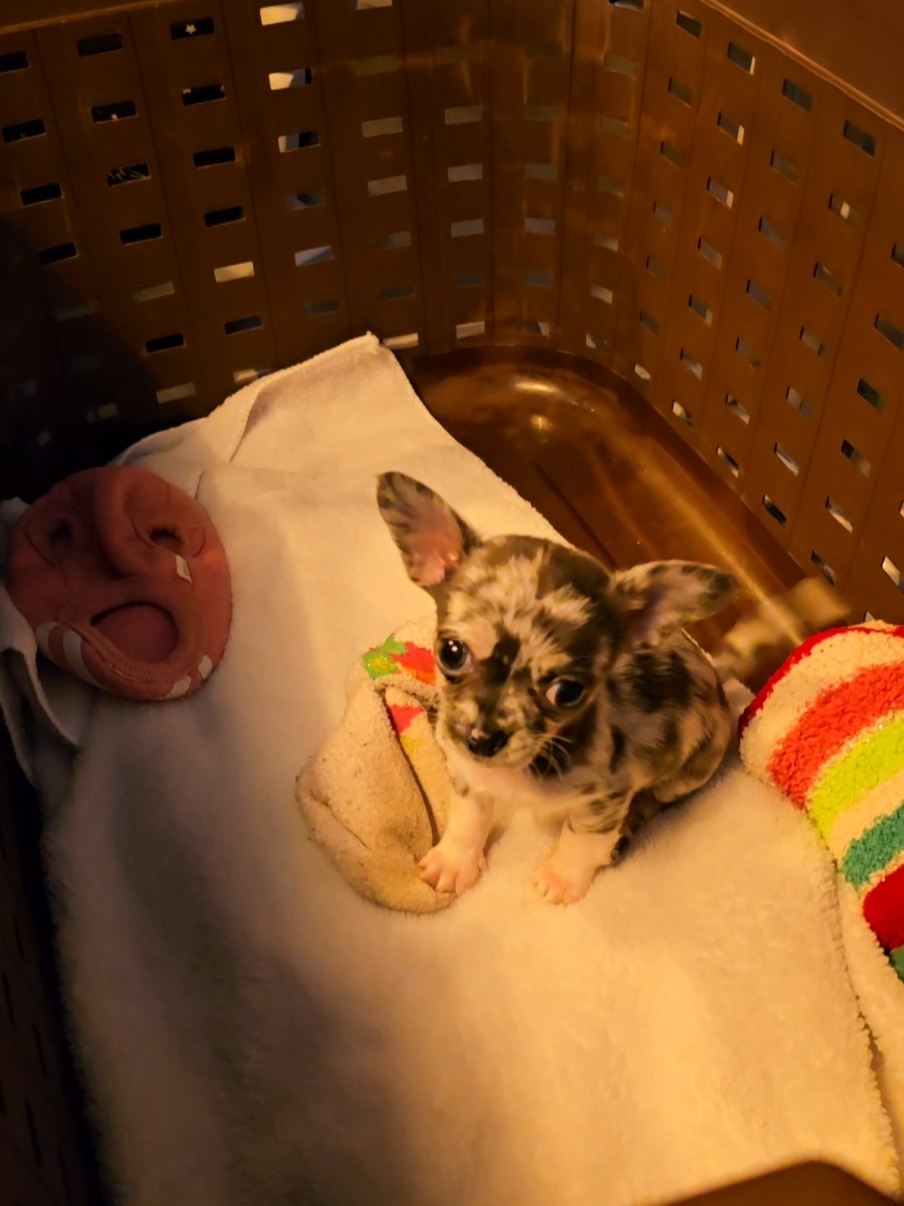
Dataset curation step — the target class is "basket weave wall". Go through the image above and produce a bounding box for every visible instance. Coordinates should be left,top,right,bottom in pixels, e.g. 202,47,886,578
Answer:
1,0,903,624
1,0,904,1199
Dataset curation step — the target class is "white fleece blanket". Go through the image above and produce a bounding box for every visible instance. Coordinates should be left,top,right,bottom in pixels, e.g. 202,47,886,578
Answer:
0,335,900,1205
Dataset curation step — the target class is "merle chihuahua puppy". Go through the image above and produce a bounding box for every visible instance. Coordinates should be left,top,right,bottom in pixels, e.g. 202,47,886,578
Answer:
377,472,736,906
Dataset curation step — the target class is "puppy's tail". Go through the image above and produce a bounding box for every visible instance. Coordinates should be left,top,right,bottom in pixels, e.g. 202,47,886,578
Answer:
711,577,852,693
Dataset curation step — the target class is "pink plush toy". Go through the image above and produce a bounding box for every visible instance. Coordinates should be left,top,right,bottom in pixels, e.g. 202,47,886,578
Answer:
5,467,231,701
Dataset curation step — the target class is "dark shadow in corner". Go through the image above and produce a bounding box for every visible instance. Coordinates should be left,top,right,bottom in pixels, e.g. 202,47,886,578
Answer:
0,218,189,1204
0,218,177,503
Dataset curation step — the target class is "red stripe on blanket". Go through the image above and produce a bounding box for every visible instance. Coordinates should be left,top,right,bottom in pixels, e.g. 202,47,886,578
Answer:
863,863,904,951
388,703,423,735
737,625,904,740
766,663,904,807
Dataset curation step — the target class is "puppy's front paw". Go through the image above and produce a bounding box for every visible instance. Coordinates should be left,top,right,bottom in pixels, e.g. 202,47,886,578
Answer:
530,857,595,906
419,840,487,896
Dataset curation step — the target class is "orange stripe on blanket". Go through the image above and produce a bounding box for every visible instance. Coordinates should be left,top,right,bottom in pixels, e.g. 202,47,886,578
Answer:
767,662,904,807
737,624,904,739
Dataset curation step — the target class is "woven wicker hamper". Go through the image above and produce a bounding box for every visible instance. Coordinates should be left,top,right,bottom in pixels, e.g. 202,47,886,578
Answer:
0,0,903,1201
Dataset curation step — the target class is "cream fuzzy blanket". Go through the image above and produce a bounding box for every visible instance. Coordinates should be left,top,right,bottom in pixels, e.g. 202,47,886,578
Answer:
0,335,900,1205
298,616,453,914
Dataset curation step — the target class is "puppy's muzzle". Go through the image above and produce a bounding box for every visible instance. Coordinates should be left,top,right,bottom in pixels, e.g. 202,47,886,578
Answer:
466,729,510,758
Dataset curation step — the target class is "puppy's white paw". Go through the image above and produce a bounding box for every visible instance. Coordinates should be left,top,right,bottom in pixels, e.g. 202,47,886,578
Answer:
419,841,487,896
530,857,595,906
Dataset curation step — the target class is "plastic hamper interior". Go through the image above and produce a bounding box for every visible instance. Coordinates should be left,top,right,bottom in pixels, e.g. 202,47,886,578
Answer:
1,0,903,1201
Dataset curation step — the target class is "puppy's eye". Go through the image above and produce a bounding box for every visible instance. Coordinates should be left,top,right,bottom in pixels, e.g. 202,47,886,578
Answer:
546,679,585,708
438,637,471,675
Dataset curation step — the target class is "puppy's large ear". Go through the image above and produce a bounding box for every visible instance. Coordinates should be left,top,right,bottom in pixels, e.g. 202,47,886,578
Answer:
609,560,736,646
376,472,480,592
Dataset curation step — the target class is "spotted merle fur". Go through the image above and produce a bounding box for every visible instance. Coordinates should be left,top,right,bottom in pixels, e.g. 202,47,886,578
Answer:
376,471,737,904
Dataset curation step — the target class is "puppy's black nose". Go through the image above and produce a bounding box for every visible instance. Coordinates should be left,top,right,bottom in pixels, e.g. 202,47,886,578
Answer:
467,730,509,758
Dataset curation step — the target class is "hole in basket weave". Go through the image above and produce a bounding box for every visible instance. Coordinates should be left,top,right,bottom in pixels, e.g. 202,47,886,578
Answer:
120,223,161,245
288,191,325,209
278,131,319,152
782,78,812,111
826,497,854,533
145,333,184,354
77,32,122,55
660,141,682,167
646,256,666,279
829,194,859,226
269,69,312,90
746,280,772,310
671,400,693,426
786,386,814,419
841,439,870,476
134,281,174,302
38,242,76,266
676,10,701,36
205,205,243,227
800,327,827,359
92,100,136,122
727,42,755,73
717,112,744,144
448,163,482,182
774,442,799,476
3,118,45,143
0,50,28,72
735,337,759,368
182,83,225,106
856,378,886,413
814,263,842,296
725,394,750,424
762,496,786,526
457,320,486,339
668,78,692,105
707,177,733,207
883,557,904,592
171,17,216,37
194,146,235,167
225,315,263,335
698,238,722,269
368,175,406,196
811,550,836,584
843,120,876,156
294,245,333,267
20,182,61,206
214,262,255,282
376,231,411,249
770,151,798,183
758,216,784,248
260,3,303,22
599,174,624,195
688,295,712,325
875,314,904,351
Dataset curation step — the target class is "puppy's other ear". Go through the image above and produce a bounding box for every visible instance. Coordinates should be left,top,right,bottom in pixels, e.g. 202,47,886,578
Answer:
376,472,480,592
609,561,736,646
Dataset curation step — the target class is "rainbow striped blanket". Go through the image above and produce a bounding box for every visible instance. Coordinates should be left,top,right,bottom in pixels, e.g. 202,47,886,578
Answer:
739,622,904,983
